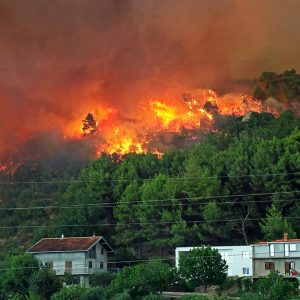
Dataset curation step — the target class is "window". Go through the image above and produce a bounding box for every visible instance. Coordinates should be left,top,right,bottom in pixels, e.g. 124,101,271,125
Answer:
242,267,250,275
269,244,275,257
290,244,297,252
101,246,104,255
265,262,275,270
242,251,250,258
285,244,290,257
88,246,96,259
89,261,93,269
65,261,72,273
100,262,104,269
45,261,53,269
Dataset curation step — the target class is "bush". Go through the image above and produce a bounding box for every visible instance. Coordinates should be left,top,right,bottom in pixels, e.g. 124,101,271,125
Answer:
142,294,163,300
240,292,268,300
110,260,173,298
89,272,117,287
167,268,192,292
29,268,62,300
111,292,132,300
241,278,254,292
51,285,86,300
80,286,108,300
255,271,295,300
180,296,222,300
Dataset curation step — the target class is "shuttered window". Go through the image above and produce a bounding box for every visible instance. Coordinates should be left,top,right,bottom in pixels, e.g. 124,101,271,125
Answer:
265,262,275,270
65,261,72,273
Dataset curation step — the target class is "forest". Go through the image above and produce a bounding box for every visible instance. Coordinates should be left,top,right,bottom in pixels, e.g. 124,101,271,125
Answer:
0,70,299,266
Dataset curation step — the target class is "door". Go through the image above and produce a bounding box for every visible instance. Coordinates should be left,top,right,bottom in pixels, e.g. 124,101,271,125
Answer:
285,262,290,274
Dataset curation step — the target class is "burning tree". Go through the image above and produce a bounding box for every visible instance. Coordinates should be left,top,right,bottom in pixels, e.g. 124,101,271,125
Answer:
81,113,98,136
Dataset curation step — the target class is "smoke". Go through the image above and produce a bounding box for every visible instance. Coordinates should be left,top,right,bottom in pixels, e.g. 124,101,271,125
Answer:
0,0,300,162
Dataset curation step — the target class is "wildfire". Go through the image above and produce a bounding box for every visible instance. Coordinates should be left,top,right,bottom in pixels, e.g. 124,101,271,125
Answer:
0,88,275,171
79,89,271,157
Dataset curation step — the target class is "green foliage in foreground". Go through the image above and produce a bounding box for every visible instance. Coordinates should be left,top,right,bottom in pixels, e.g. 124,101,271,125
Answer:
179,247,228,290
0,254,61,300
255,271,296,300
110,260,173,298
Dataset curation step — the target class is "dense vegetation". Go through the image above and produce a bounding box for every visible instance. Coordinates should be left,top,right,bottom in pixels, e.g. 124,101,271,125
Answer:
0,253,298,299
0,69,299,298
0,108,299,261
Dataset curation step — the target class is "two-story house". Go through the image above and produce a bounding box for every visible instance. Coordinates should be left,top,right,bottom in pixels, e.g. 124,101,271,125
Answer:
252,233,300,277
175,245,253,277
27,235,113,286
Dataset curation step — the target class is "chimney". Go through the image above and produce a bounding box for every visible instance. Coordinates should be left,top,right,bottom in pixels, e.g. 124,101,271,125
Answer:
284,233,289,241
61,233,64,239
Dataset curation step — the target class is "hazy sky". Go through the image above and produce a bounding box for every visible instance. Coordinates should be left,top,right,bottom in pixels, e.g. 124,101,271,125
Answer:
0,0,300,142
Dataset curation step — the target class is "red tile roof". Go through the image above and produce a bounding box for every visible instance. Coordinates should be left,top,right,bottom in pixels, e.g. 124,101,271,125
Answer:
27,236,113,253
254,238,300,246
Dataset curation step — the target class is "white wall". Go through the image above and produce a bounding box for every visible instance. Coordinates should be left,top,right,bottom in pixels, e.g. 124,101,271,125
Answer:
175,245,253,277
34,252,86,275
33,243,108,275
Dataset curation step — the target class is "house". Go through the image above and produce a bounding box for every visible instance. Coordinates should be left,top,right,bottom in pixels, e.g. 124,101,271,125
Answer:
252,233,300,277
175,245,253,277
27,235,113,286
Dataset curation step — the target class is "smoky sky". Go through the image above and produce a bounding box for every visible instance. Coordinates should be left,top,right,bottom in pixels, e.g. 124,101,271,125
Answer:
0,0,300,145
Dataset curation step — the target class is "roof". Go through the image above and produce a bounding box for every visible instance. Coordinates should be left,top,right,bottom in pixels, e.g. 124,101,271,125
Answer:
253,238,300,246
27,236,113,253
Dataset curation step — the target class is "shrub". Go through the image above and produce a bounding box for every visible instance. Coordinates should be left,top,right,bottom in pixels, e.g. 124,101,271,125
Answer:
29,268,62,300
255,271,295,300
167,268,192,292
89,272,117,287
111,292,132,300
110,260,172,298
240,292,268,300
51,285,86,300
142,294,164,300
80,286,108,300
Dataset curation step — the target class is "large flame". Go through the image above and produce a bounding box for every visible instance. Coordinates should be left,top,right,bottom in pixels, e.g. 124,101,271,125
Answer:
73,89,269,156
0,87,277,172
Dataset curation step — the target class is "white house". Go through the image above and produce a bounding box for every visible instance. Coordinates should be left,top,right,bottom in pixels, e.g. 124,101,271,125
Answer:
27,235,113,286
175,245,253,277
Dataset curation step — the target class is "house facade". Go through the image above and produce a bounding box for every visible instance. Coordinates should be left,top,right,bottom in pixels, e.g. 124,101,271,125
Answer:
252,233,300,277
27,236,113,286
175,245,253,277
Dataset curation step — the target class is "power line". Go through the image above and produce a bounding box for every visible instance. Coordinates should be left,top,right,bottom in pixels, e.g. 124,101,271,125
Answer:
1,195,300,212
1,215,300,230
0,171,299,185
0,190,300,211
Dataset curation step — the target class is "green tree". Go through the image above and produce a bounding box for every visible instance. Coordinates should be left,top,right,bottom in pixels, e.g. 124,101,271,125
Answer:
56,153,117,237
260,203,295,241
51,285,85,300
110,260,172,297
178,247,228,291
138,174,187,254
1,254,40,299
29,268,62,300
255,271,295,300
197,201,227,244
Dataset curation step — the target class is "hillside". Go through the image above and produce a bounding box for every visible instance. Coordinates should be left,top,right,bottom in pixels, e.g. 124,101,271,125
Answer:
0,106,299,265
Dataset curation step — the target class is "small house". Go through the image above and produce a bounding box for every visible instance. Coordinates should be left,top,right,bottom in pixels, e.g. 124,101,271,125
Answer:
252,233,300,277
27,235,113,286
175,245,253,277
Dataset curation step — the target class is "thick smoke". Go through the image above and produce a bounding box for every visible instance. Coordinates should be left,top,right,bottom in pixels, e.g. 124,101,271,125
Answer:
0,0,300,162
